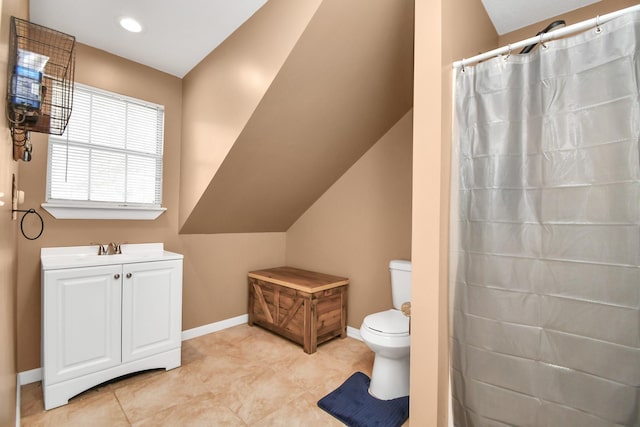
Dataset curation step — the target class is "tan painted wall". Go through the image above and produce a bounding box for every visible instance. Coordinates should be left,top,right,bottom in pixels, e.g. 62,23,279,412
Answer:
179,0,322,229
286,110,413,328
412,0,498,424
183,0,414,234
15,43,286,372
0,1,27,424
15,0,409,375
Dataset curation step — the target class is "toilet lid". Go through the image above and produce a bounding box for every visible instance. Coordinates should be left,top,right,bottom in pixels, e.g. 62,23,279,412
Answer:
363,310,409,335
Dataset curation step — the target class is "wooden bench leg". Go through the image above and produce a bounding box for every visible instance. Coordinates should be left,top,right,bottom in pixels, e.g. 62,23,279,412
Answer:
304,298,318,354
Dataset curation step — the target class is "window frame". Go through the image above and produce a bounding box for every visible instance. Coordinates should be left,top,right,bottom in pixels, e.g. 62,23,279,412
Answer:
42,83,166,220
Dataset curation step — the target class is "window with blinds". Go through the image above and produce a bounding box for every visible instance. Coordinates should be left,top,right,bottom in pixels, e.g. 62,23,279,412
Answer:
46,84,164,211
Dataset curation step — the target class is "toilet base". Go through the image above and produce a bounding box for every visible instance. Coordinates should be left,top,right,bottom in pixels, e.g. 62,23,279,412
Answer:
368,354,410,400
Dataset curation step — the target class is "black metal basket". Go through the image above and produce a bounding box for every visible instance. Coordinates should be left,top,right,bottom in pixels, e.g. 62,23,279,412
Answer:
7,16,75,136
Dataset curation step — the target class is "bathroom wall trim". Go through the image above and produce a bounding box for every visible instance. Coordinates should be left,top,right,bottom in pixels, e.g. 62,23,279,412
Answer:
16,317,361,425
347,325,363,341
15,376,21,427
17,368,42,386
17,314,250,388
181,314,249,341
17,317,359,390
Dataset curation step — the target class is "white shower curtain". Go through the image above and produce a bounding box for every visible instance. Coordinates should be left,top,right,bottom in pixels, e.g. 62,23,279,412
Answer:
450,10,640,427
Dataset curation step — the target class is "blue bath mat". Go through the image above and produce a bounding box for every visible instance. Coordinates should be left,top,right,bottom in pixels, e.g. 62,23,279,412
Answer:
318,372,409,427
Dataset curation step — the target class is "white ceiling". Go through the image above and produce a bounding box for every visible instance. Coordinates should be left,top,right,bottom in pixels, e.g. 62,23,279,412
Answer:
29,0,267,78
29,0,602,78
482,0,602,35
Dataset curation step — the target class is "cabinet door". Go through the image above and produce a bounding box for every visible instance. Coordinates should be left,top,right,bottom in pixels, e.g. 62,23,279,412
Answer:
43,265,122,385
121,259,183,363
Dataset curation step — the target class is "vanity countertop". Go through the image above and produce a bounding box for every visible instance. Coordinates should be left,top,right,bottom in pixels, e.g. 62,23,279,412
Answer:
41,243,183,270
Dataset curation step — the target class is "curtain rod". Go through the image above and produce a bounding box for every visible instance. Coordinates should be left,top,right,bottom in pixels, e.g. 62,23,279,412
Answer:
453,4,640,69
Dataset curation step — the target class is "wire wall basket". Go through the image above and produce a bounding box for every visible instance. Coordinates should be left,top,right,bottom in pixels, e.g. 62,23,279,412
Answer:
7,16,75,160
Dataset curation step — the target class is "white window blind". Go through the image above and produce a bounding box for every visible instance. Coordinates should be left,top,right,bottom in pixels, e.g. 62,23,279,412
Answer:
46,84,164,209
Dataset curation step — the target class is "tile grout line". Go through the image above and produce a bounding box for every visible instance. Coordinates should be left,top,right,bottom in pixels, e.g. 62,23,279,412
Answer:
113,390,133,426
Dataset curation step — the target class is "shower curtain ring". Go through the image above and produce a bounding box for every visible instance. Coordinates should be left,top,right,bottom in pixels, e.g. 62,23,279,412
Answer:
539,34,548,49
504,45,511,61
461,59,466,73
595,15,602,33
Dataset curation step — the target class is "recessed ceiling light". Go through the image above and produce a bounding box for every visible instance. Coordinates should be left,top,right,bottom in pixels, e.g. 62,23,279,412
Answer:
119,17,142,33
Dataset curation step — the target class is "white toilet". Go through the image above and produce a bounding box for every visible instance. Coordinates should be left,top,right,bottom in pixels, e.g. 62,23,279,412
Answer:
360,260,411,400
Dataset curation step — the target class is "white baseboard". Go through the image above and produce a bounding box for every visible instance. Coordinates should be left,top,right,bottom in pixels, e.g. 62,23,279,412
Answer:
181,314,248,341
17,314,250,387
17,368,42,386
18,315,356,388
347,325,363,341
15,376,20,427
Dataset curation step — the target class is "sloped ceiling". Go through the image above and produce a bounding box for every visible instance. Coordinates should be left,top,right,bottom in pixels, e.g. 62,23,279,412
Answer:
179,0,414,233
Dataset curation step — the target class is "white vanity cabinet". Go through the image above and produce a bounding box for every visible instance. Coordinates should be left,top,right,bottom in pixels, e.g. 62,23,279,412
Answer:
41,244,183,410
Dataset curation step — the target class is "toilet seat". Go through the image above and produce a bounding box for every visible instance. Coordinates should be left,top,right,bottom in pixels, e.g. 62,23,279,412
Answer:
363,309,409,337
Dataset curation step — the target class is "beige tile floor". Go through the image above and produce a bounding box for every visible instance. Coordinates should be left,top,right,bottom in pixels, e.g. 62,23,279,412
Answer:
20,324,407,426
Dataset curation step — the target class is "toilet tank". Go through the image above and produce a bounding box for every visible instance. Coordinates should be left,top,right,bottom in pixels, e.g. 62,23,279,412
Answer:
389,260,412,309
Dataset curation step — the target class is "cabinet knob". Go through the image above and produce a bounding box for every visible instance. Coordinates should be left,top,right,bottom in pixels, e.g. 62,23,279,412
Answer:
126,273,132,279
114,274,120,279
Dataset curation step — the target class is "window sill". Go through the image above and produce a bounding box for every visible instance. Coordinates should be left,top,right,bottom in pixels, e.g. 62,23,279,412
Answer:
41,203,167,220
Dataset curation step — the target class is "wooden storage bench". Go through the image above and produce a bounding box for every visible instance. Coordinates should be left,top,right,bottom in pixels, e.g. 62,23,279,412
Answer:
248,266,349,354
